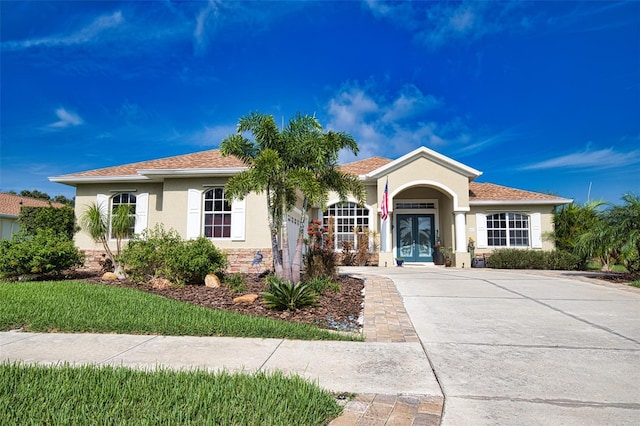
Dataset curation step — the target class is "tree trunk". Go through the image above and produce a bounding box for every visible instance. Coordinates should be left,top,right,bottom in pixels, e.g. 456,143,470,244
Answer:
281,218,292,282
290,198,309,284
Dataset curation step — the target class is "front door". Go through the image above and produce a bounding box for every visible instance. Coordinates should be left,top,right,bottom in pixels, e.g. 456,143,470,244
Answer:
396,214,435,262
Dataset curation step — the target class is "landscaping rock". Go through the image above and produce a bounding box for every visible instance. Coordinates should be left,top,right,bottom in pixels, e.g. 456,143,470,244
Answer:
204,274,221,288
151,278,171,289
102,272,118,281
233,293,259,304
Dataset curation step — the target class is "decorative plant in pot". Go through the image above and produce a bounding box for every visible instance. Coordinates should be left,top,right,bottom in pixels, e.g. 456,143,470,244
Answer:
442,247,453,267
395,257,405,267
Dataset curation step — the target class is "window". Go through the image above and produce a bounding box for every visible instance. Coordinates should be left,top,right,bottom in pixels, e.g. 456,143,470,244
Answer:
111,193,136,238
486,212,529,247
203,188,231,238
323,202,369,251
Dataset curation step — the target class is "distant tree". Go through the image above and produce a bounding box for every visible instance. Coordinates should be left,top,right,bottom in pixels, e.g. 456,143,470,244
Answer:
19,189,51,200
52,194,75,206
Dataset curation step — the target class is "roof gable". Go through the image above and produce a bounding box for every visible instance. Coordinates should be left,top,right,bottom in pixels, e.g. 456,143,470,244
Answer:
367,146,482,180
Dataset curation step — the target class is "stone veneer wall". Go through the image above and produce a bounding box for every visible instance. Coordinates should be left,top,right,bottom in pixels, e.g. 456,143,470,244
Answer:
79,248,273,275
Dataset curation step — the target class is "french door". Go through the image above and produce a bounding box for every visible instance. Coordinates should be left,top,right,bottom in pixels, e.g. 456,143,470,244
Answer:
396,214,435,262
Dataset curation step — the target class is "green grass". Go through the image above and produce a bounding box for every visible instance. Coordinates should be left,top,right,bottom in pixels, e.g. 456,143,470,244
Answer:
0,280,360,341
1,362,342,425
629,280,640,288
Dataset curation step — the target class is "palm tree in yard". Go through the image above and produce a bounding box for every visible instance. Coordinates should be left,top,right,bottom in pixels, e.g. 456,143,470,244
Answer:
220,112,364,283
79,202,134,278
285,115,365,283
220,112,292,280
572,193,640,272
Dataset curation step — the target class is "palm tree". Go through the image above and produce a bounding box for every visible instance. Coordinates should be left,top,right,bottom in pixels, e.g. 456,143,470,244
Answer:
571,194,640,272
221,112,364,283
220,112,292,280
284,115,365,283
552,200,606,268
79,202,133,277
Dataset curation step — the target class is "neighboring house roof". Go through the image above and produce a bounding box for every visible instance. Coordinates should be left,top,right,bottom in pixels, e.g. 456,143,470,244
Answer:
0,193,66,218
469,182,571,205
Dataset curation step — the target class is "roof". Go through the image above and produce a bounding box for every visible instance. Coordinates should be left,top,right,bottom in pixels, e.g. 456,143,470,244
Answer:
0,193,66,218
48,147,571,205
52,149,245,179
469,182,571,204
340,157,392,175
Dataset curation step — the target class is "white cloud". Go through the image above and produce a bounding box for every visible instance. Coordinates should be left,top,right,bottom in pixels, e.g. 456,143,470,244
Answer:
49,107,84,128
365,1,526,49
194,0,221,54
188,124,237,146
521,147,640,171
325,81,493,163
2,11,124,51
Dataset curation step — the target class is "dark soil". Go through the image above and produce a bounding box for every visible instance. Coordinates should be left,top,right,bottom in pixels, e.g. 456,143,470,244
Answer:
76,271,365,331
593,271,640,284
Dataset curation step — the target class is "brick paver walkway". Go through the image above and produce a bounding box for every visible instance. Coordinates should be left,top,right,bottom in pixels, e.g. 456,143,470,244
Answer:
330,273,444,426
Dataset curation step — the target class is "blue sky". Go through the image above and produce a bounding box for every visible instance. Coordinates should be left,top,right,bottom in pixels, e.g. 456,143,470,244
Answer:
1,1,638,204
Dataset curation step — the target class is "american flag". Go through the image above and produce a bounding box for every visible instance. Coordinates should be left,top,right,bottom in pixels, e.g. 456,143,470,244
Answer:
381,178,389,221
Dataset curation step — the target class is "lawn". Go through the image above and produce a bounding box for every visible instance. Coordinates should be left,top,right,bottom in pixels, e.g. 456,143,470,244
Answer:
1,362,342,425
0,280,360,341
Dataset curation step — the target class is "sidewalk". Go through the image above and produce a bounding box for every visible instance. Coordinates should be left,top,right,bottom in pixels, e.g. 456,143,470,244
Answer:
1,273,444,426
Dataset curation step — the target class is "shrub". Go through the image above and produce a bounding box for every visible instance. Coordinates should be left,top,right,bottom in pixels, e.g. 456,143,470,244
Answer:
261,276,318,311
18,206,78,240
120,225,228,285
305,276,340,294
224,273,248,294
0,230,84,278
304,219,337,279
486,249,580,270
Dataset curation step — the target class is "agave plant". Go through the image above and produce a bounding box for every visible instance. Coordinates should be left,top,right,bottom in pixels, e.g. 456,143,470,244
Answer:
261,276,318,311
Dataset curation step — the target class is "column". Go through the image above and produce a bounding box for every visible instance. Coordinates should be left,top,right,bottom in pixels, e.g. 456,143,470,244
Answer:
454,212,466,252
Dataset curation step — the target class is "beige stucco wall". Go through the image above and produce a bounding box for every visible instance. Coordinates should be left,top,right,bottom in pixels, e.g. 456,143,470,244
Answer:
73,179,270,252
383,156,471,210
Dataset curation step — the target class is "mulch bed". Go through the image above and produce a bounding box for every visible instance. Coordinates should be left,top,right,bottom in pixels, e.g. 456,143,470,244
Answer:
77,271,365,331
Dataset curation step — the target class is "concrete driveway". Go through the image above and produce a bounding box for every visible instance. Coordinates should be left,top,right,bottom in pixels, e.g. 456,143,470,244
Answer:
347,267,640,425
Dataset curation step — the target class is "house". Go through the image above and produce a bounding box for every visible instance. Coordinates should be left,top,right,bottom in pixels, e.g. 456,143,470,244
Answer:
0,193,66,240
49,146,571,271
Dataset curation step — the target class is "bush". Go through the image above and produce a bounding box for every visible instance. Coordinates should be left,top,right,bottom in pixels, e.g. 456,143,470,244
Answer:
18,206,78,240
486,249,580,270
224,273,248,294
0,230,84,278
120,225,228,285
261,276,318,311
305,276,340,294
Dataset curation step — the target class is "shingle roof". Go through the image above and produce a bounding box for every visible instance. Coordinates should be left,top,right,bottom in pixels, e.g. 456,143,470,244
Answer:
56,149,245,178
0,193,66,217
339,157,392,175
50,149,569,204
469,182,568,202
